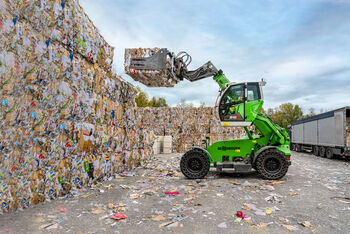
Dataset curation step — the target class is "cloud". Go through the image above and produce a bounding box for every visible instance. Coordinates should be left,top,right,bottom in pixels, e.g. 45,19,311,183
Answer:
81,0,350,114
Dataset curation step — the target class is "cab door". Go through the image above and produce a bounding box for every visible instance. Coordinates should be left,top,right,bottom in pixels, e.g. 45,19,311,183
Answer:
217,82,263,127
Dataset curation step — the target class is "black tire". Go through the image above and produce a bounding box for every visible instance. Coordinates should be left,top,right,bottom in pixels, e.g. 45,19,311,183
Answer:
319,147,326,157
296,144,302,152
180,149,210,179
291,144,296,151
313,146,320,156
326,148,334,159
255,149,289,180
294,144,299,152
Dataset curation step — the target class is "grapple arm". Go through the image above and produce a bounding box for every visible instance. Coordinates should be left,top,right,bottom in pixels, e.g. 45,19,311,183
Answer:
126,48,228,87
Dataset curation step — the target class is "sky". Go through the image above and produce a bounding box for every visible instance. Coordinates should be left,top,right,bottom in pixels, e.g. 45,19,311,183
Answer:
80,0,350,114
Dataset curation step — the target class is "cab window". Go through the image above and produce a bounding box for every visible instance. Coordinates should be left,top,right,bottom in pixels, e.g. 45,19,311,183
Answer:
247,83,261,101
220,84,244,106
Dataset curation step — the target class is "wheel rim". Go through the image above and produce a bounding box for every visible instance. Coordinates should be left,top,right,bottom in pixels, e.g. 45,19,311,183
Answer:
187,157,203,173
264,158,281,173
326,149,332,157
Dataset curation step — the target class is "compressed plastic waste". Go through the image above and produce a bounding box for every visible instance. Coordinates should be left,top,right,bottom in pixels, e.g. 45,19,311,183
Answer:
138,107,254,153
124,48,177,87
0,0,154,213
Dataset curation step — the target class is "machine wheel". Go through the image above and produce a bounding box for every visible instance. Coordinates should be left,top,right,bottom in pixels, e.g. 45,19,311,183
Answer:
326,148,334,159
180,149,210,179
255,149,289,180
319,147,326,157
313,146,320,156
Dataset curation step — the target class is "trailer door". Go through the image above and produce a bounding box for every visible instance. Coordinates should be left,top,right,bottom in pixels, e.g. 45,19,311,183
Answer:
334,109,345,147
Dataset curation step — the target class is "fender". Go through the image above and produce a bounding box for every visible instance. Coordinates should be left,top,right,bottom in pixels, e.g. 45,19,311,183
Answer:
252,146,277,165
191,146,213,162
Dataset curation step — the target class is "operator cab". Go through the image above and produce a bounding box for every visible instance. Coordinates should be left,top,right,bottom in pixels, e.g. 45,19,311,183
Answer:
216,82,264,127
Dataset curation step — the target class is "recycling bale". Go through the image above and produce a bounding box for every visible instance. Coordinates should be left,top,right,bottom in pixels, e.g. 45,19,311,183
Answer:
0,0,155,213
124,48,178,87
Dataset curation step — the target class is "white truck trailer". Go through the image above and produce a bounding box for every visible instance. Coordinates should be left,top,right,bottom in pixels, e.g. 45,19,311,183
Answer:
290,106,350,158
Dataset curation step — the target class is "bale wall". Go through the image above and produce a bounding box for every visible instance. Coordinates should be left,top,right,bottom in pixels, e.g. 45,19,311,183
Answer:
0,0,154,213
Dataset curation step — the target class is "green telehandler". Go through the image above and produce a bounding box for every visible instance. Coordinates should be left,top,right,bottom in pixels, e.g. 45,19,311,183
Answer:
127,49,291,180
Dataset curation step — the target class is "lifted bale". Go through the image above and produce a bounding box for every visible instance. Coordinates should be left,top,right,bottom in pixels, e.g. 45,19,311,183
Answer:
124,48,177,87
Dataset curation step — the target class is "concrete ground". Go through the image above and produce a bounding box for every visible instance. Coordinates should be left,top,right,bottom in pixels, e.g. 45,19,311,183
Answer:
1,152,350,234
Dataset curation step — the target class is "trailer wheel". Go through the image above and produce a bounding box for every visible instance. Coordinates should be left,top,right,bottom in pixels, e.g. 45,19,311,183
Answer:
291,144,296,151
255,149,289,180
319,147,326,157
326,148,334,159
294,144,299,152
313,146,319,156
180,149,210,179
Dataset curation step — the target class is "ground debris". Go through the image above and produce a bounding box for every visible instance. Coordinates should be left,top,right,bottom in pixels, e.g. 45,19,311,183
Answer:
251,222,269,228
218,222,227,228
231,181,241,185
110,213,128,220
91,207,105,214
152,215,166,221
282,224,298,231
298,221,312,228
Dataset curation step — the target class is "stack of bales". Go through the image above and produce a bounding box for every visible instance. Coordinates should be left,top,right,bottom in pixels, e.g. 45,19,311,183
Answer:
0,0,154,213
138,107,250,153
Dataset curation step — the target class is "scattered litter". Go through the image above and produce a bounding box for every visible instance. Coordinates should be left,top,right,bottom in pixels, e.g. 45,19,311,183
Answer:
338,200,350,204
265,209,272,215
242,203,251,210
120,185,130,189
166,221,183,229
251,222,268,228
282,224,298,232
187,194,196,200
218,222,227,228
231,181,241,185
107,203,115,209
245,204,266,216
114,203,126,212
244,217,252,223
236,211,246,219
271,181,285,184
265,194,282,204
262,185,275,191
143,190,158,196
39,222,59,230
288,193,298,196
165,191,180,195
54,206,67,213
110,213,128,220
34,217,46,223
331,197,350,200
130,194,142,199
91,208,105,215
159,221,176,228
278,217,290,224
152,215,166,221
46,223,61,231
298,221,312,228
